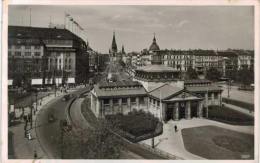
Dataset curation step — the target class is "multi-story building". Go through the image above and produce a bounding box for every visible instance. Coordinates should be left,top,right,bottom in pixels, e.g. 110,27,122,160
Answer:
8,25,89,87
125,35,254,77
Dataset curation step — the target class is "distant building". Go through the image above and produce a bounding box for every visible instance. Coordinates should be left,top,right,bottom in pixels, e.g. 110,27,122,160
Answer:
109,32,123,62
8,26,89,87
125,35,254,77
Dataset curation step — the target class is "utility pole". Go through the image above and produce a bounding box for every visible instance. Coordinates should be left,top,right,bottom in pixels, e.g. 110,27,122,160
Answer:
60,120,64,159
227,79,231,98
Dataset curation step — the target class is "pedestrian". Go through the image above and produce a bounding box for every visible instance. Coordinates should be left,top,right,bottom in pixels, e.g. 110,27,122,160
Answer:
34,150,37,159
174,125,178,132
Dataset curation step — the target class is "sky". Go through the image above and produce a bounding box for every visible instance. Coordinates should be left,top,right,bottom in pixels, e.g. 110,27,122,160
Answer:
8,5,254,53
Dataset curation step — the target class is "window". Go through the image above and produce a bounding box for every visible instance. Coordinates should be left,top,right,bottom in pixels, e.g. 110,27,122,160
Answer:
113,99,119,105
25,45,31,49
103,99,109,105
8,51,12,56
214,93,218,99
208,93,212,100
139,97,144,104
130,97,136,103
25,52,31,56
34,45,41,49
122,98,127,104
153,99,155,105
15,52,21,56
69,65,71,69
34,52,41,56
157,101,160,107
15,45,21,49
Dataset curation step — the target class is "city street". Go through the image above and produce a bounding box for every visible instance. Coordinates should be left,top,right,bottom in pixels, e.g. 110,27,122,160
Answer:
35,88,89,158
219,84,254,104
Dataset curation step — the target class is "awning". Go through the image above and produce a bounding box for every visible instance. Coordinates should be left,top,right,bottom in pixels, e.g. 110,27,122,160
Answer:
31,79,43,85
8,80,13,86
68,78,75,84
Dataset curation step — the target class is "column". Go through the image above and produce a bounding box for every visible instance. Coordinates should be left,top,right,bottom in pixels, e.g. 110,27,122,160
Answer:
185,101,191,119
211,92,214,105
119,98,122,113
100,99,103,118
173,102,179,120
205,92,208,108
109,99,113,114
218,92,222,106
127,97,131,112
162,103,166,121
197,101,203,118
136,97,140,110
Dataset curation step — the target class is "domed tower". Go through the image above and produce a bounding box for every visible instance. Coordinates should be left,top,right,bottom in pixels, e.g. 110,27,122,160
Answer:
149,33,160,52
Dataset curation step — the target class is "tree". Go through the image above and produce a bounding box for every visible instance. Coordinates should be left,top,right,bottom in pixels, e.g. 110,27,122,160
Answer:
62,120,122,159
185,67,198,79
237,67,254,86
205,67,222,81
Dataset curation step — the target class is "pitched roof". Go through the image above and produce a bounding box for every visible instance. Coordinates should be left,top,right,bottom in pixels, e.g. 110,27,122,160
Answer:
148,84,183,100
94,84,147,98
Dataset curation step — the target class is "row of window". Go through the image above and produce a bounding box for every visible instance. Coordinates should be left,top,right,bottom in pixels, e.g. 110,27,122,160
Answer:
9,51,41,57
9,45,41,50
103,97,145,105
49,58,72,63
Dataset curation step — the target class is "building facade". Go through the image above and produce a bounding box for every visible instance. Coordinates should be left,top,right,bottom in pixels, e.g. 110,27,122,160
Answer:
8,26,89,87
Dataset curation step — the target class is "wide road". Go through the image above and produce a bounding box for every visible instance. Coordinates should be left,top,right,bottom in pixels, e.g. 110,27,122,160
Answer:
35,88,89,158
219,84,254,104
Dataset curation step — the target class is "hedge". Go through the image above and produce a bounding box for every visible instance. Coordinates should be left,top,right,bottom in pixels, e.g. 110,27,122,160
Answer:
208,105,254,126
222,97,254,111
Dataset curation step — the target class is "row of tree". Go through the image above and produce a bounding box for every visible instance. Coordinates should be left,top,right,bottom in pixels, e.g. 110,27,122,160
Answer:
185,66,254,85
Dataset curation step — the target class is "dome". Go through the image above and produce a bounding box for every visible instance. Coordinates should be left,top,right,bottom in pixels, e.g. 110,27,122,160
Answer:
149,35,160,51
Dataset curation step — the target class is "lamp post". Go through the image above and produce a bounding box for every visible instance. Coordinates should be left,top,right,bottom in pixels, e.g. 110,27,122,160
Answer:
227,79,231,98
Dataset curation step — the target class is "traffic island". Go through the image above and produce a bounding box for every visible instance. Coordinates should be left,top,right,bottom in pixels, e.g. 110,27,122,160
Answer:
181,125,254,159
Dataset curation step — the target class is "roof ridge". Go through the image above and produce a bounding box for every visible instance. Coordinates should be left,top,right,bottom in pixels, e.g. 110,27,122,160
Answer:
148,83,169,93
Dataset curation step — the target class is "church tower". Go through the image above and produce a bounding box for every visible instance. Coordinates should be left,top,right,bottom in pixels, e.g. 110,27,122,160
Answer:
110,31,118,55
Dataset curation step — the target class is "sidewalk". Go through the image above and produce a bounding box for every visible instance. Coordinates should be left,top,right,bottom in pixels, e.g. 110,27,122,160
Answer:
8,91,64,159
223,103,254,117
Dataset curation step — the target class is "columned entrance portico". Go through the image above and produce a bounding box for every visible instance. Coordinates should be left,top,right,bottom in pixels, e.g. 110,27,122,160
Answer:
165,99,203,121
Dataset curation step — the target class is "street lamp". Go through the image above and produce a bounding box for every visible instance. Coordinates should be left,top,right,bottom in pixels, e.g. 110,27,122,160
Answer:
227,79,231,98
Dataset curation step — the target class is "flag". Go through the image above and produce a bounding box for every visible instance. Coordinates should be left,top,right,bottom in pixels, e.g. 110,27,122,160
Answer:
65,13,70,17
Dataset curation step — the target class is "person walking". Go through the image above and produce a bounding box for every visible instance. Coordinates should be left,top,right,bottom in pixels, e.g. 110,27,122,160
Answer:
34,150,37,159
174,125,178,132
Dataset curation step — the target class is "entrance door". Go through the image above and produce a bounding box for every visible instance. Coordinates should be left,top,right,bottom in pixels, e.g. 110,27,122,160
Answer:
166,104,174,121
179,102,185,119
191,101,198,118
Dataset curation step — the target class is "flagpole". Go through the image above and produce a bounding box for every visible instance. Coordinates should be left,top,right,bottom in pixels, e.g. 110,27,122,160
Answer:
160,89,162,121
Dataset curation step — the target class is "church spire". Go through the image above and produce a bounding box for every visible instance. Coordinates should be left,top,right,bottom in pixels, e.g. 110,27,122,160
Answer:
153,32,156,42
111,31,118,53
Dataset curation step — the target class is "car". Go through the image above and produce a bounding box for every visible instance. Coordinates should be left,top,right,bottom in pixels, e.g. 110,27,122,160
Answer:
62,94,72,101
48,113,55,123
